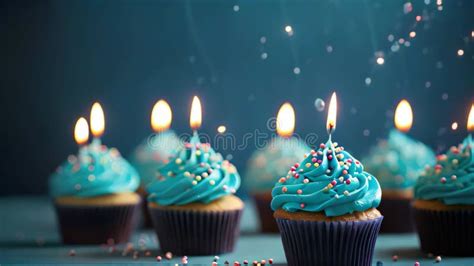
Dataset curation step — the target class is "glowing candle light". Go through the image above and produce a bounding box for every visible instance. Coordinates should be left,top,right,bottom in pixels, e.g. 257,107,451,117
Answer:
90,102,105,138
190,96,202,131
276,102,295,139
468,104,474,132
74,117,89,146
217,125,226,134
326,92,337,136
394,99,413,133
151,100,172,133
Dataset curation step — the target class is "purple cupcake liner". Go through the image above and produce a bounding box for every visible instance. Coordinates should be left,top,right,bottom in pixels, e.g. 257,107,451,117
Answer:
55,201,140,245
253,194,279,233
414,207,474,256
149,207,243,255
276,216,383,266
378,197,414,233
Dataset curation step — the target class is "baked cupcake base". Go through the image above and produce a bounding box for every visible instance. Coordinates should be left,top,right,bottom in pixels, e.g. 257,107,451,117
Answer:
413,200,474,256
54,192,141,245
252,191,279,233
148,195,244,255
275,208,383,266
378,189,414,233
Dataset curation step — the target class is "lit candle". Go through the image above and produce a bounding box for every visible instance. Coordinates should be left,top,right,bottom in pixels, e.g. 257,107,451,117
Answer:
394,99,413,133
326,92,338,138
151,100,172,133
90,102,105,145
190,96,202,141
74,117,89,159
276,102,295,139
467,104,474,133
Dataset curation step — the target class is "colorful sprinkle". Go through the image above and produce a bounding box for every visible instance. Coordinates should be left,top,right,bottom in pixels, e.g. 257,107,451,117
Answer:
440,177,447,184
209,180,216,185
300,203,305,208
165,252,172,260
297,189,303,194
282,187,288,193
435,256,441,263
303,178,309,184
392,255,398,261
345,179,351,185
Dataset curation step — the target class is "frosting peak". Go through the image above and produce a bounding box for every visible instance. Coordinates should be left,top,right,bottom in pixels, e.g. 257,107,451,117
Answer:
414,135,474,205
147,133,240,205
50,140,140,198
271,138,381,216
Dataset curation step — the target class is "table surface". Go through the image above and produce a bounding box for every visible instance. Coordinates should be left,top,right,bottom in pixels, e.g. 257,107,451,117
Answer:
1,196,473,266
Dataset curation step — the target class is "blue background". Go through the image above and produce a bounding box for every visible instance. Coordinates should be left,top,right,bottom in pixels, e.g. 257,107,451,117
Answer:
1,0,473,195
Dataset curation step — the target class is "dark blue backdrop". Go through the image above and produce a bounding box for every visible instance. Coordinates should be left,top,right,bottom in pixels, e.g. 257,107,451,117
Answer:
1,0,473,195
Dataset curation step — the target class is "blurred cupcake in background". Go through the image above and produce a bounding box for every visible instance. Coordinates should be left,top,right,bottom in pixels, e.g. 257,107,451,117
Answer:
50,104,140,244
363,100,435,233
413,105,474,256
130,100,182,226
147,96,244,255
244,103,309,232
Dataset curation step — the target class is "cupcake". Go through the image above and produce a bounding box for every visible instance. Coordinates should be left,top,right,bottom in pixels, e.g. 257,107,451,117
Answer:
244,137,309,232
272,92,382,266
50,117,140,244
413,134,474,256
363,130,435,232
147,133,243,255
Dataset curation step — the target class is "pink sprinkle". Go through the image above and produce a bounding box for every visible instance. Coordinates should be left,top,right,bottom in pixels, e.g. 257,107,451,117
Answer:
68,249,76,256
297,189,302,194
320,143,325,149
355,161,360,164
317,159,322,164
294,163,300,168
223,185,228,190
156,256,162,261
294,173,300,179
312,158,317,163
392,255,398,261
342,170,348,175
234,261,241,266
331,180,337,186
440,177,447,184
414,262,420,266
300,203,305,208
345,179,351,185
182,257,188,264
290,166,296,171
347,159,353,163
328,155,333,160
303,178,309,184
243,260,249,265
435,164,443,170
212,262,218,266
165,252,172,260
282,187,288,193
261,260,266,264
279,177,286,183
269,258,273,264
310,150,316,155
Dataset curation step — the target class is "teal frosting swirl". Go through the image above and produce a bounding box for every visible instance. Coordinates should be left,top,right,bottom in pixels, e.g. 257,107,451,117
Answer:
363,130,435,190
414,135,474,205
50,139,140,198
244,137,310,192
271,137,381,216
146,133,241,205
130,130,183,186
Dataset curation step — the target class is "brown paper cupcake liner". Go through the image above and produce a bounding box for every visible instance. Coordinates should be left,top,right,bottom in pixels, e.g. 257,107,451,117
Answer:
253,193,279,233
149,207,243,255
55,201,140,245
276,216,383,266
378,197,414,233
414,207,474,256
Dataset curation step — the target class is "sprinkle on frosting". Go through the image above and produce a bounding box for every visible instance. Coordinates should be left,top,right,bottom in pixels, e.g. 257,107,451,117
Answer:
414,135,474,205
146,133,240,205
50,139,139,198
271,138,381,216
363,130,435,190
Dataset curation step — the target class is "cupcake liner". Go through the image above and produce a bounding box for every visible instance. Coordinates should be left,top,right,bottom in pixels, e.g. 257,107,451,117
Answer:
140,194,154,228
253,193,279,233
414,207,474,256
149,207,243,255
276,216,383,266
378,197,414,233
55,201,140,245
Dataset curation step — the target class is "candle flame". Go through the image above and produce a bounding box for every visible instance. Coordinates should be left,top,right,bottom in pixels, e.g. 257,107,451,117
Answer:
326,92,337,134
151,100,172,132
394,99,413,132
90,102,105,137
276,102,295,138
190,96,202,130
468,104,474,132
74,117,89,145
